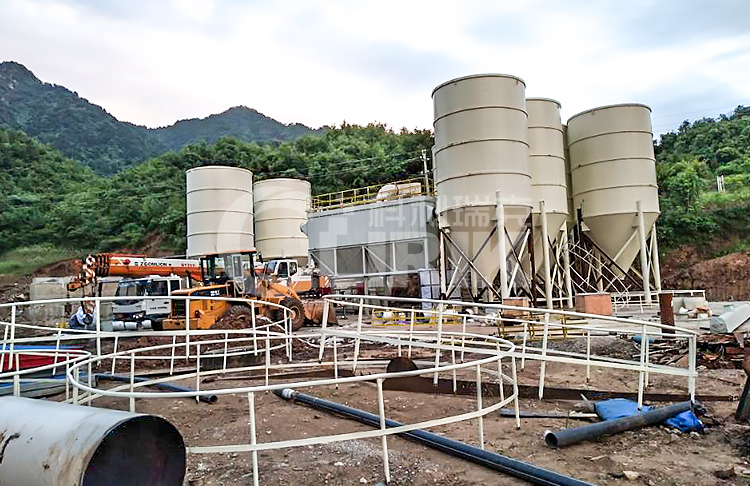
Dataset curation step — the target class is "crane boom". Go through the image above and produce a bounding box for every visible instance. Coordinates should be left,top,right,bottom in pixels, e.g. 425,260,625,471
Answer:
67,253,200,292
101,254,200,277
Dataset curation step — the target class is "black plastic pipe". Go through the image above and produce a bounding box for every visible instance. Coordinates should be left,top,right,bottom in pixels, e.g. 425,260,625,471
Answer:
96,374,218,404
274,388,597,486
544,401,691,448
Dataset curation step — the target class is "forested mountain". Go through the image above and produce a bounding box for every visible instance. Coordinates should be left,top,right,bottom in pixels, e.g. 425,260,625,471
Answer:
655,105,750,254
0,61,319,175
155,106,319,152
0,124,432,254
0,62,163,176
0,128,97,253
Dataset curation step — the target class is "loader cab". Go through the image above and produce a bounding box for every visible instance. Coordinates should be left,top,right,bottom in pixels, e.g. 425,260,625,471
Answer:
200,251,257,297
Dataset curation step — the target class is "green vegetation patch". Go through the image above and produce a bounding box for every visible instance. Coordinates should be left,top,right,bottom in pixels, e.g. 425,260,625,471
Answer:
0,245,88,276
656,106,750,256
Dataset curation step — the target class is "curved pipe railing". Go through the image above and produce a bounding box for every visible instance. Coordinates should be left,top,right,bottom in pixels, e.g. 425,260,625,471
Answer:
0,291,700,485
62,327,517,486
320,294,699,408
0,295,296,404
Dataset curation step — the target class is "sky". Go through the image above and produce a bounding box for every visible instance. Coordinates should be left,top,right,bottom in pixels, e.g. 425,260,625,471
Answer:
1,0,749,135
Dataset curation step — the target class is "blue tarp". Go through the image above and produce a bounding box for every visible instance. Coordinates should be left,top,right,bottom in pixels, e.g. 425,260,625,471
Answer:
595,398,704,433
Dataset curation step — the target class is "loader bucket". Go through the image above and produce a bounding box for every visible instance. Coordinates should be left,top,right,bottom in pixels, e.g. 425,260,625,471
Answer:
304,301,338,325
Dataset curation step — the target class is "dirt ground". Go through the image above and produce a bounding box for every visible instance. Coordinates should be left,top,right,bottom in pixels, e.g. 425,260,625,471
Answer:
89,334,750,486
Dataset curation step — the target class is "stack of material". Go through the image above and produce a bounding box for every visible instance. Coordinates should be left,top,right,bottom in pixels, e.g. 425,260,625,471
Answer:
641,335,744,369
696,334,745,369
642,340,690,366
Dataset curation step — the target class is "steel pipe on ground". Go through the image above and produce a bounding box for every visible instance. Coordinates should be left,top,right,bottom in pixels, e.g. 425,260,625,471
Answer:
275,388,596,486
96,373,218,403
544,401,692,448
0,397,185,486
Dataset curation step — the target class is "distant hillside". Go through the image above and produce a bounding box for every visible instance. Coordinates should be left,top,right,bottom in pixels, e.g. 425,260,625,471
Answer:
655,105,750,255
154,106,318,152
1,122,432,255
0,61,319,175
0,127,97,254
0,61,163,175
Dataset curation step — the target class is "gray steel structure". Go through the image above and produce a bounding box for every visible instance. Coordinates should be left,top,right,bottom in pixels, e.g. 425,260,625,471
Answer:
305,196,439,287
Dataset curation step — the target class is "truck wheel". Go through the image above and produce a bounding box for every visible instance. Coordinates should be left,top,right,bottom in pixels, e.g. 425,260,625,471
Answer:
280,298,305,331
152,319,164,331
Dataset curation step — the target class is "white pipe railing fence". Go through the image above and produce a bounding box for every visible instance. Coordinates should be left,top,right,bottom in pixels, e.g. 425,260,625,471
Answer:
0,292,699,486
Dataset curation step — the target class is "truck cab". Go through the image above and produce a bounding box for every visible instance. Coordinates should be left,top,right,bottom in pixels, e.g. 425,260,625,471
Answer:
113,275,184,329
261,259,330,297
262,259,298,280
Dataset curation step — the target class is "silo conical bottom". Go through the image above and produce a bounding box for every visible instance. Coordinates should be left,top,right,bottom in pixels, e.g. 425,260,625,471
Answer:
583,213,658,273
444,206,531,290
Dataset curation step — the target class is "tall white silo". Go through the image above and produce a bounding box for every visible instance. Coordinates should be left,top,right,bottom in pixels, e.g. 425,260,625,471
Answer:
527,99,568,252
433,74,532,299
186,166,255,258
527,98,570,308
567,103,660,301
253,178,311,263
562,125,575,228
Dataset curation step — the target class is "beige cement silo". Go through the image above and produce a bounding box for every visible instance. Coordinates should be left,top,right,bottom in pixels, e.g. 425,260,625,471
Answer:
567,104,660,273
433,74,532,297
527,98,568,252
253,178,310,263
562,125,575,228
527,98,570,308
186,166,255,258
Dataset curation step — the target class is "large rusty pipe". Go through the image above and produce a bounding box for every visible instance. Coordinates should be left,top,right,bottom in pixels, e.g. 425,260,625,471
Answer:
0,397,185,486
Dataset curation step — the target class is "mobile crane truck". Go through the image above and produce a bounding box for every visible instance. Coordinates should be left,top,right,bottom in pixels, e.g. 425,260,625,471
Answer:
67,253,201,329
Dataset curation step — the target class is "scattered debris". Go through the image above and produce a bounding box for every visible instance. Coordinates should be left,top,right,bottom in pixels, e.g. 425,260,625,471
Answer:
637,334,746,369
714,468,736,480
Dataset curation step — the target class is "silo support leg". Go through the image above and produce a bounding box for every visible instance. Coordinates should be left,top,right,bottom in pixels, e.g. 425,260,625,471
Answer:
442,230,503,301
495,191,510,299
636,201,652,305
540,201,554,309
650,225,662,293
439,231,447,296
561,228,574,308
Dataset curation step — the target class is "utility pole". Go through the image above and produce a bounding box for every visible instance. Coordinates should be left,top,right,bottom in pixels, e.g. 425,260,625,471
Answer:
421,149,429,194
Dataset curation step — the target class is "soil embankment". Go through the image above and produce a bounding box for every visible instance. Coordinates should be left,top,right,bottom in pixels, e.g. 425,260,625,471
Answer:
663,246,750,301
